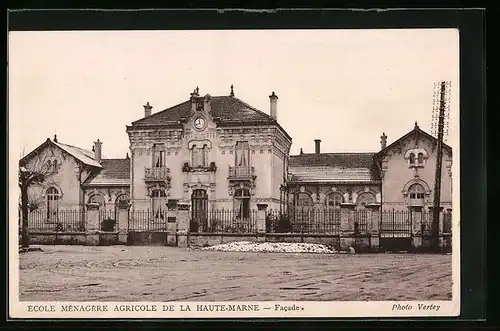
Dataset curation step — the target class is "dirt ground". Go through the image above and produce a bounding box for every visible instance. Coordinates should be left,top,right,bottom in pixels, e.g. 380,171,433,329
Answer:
18,245,453,302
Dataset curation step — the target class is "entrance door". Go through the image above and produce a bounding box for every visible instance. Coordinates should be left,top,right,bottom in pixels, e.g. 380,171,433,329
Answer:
191,189,208,232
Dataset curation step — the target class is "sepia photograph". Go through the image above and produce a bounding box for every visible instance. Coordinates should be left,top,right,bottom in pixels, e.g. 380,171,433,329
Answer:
9,27,460,318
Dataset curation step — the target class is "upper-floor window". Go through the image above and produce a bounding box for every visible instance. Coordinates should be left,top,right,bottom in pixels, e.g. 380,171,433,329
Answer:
153,144,166,168
405,148,428,168
409,153,416,165
417,152,424,165
235,141,250,167
191,144,209,167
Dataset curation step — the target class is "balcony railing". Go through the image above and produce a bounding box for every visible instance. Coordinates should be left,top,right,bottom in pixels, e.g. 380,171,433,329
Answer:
144,167,171,181
228,166,255,180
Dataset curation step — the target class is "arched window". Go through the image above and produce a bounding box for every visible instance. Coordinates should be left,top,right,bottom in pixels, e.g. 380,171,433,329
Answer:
234,189,251,219
409,184,425,207
417,152,424,165
295,192,313,209
88,194,105,207
46,160,52,171
409,153,416,165
326,192,343,209
151,189,167,220
115,194,130,215
46,187,59,221
52,159,58,172
356,192,376,209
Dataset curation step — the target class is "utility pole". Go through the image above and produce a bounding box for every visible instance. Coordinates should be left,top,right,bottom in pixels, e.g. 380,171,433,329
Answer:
431,81,451,253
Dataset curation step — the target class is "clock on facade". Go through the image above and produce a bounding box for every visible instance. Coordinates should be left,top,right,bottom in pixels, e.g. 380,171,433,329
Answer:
194,117,206,130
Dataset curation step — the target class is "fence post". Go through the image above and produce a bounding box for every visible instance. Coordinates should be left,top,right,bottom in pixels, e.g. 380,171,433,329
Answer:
117,202,131,245
85,203,100,245
176,202,190,248
366,204,380,251
410,208,423,251
339,203,356,250
256,204,268,242
439,209,445,251
167,199,179,246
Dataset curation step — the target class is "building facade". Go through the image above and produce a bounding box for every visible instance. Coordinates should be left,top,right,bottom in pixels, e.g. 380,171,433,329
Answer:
19,136,130,223
126,87,291,230
19,86,453,231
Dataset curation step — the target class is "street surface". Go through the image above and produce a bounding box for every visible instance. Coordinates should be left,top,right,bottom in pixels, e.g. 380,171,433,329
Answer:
19,245,452,302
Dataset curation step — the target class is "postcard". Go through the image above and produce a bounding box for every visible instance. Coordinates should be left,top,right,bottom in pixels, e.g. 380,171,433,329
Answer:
9,28,460,319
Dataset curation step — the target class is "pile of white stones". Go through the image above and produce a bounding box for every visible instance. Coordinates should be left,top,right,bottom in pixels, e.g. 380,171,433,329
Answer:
200,241,340,254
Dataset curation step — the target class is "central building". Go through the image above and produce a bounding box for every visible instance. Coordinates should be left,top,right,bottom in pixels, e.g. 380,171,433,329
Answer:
126,86,292,231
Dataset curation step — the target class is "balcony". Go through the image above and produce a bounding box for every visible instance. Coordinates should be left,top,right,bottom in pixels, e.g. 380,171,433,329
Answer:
144,167,171,182
228,166,256,181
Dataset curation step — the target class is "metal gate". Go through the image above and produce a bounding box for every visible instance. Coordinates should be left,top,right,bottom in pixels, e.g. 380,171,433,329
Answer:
191,189,208,232
379,210,413,251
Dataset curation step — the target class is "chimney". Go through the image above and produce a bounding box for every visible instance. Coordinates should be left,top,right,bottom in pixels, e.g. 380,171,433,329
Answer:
380,132,387,150
269,91,278,120
94,139,102,163
143,102,152,118
53,134,58,143
314,139,321,154
300,148,304,155
190,86,201,112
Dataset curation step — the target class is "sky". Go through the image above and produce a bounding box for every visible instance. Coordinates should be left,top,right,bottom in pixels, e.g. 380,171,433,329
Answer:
9,29,459,159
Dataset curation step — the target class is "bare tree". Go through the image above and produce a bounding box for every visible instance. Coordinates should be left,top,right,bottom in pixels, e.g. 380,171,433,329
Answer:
18,151,55,250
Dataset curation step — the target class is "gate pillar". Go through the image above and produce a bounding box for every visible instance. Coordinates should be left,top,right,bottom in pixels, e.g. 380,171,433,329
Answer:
176,202,190,248
117,202,131,245
256,204,268,242
339,203,355,250
410,207,423,250
166,199,179,246
85,203,100,245
366,204,381,251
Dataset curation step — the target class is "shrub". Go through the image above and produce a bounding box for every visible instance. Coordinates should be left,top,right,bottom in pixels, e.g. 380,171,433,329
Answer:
101,218,116,232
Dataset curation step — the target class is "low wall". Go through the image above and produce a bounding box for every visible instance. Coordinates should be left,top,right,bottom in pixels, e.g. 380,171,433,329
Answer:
127,231,168,246
29,232,119,246
28,230,452,253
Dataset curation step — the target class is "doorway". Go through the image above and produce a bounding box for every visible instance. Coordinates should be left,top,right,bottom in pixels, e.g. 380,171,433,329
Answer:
191,189,208,232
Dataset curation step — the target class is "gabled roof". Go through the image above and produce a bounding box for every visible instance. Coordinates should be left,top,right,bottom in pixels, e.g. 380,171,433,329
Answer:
84,158,130,186
375,123,452,159
288,153,380,183
20,138,102,168
128,95,292,140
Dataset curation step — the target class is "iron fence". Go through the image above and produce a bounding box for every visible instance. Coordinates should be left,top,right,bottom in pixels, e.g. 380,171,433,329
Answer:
128,209,169,232
380,210,413,238
25,210,86,232
266,208,342,234
190,209,257,233
353,210,370,234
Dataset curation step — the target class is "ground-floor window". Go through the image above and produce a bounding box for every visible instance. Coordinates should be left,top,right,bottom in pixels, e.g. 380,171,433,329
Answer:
233,189,250,219
46,187,59,222
408,183,425,207
151,190,167,220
